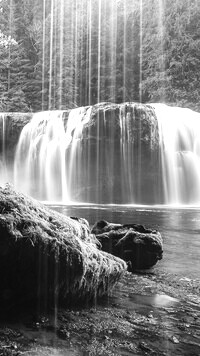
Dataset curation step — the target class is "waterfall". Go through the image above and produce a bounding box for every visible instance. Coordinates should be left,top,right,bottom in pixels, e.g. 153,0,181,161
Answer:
119,104,136,202
65,106,92,201
151,103,200,205
11,103,200,205
14,107,92,202
14,111,68,201
0,113,8,185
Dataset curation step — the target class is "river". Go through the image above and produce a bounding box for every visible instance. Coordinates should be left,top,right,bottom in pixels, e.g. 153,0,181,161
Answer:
50,204,200,279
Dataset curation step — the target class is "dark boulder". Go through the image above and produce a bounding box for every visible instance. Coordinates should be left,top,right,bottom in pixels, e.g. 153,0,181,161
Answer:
0,186,126,309
91,220,163,271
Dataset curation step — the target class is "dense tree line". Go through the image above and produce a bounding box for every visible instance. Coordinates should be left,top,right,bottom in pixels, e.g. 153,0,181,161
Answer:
0,0,200,112
141,0,200,111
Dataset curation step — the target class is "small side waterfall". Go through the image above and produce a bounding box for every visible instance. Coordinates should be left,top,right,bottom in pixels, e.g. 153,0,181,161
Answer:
0,114,8,185
152,104,200,205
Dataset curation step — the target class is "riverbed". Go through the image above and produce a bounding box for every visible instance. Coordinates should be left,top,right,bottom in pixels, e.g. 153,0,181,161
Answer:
1,205,200,356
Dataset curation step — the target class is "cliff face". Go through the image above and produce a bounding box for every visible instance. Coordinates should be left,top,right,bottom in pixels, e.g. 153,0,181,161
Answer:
0,103,161,204
0,113,32,162
81,103,159,149
65,103,161,204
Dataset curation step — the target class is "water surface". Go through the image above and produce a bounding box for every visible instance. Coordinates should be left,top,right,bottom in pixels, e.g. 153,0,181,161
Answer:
49,204,200,280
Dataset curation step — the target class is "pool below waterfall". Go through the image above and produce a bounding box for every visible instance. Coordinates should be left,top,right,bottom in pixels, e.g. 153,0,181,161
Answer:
50,204,200,280
1,205,200,356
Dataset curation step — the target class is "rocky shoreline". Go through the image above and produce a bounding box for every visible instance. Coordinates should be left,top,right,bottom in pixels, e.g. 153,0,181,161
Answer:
0,270,200,356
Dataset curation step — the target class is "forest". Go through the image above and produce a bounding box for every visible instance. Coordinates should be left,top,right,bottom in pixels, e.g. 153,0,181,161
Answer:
0,0,200,112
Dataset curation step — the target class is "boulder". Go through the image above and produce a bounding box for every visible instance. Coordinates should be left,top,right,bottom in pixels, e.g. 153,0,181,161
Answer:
91,220,163,271
0,186,126,309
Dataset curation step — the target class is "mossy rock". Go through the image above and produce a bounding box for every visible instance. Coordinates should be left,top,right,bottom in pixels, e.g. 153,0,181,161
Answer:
0,185,126,309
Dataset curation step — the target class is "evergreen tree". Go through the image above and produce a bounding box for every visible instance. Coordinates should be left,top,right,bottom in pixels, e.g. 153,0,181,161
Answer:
12,0,44,110
1,0,200,111
141,0,200,110
0,30,29,111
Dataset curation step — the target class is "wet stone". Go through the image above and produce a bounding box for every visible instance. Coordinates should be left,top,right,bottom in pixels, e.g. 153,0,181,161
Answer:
91,220,163,270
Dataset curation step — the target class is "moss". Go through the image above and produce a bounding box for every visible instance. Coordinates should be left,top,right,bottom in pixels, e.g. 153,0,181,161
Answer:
0,185,126,308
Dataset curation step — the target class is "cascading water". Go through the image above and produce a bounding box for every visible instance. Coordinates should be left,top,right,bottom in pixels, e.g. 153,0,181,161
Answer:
11,103,200,205
13,103,158,204
119,105,135,202
14,111,68,201
152,104,200,205
0,114,8,185
14,107,92,202
65,105,92,200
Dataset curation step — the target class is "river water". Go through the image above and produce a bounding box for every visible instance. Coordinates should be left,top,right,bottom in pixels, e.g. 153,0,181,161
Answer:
49,204,200,279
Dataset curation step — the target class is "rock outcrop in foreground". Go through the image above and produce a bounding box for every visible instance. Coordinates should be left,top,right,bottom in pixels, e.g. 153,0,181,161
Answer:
91,220,163,271
0,186,126,308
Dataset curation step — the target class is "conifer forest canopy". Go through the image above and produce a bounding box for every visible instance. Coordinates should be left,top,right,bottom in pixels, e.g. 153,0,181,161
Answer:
0,0,200,112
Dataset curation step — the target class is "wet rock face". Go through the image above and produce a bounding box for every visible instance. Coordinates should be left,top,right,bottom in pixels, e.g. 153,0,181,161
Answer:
0,186,126,309
66,102,161,204
91,220,163,271
0,113,32,162
82,102,159,149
